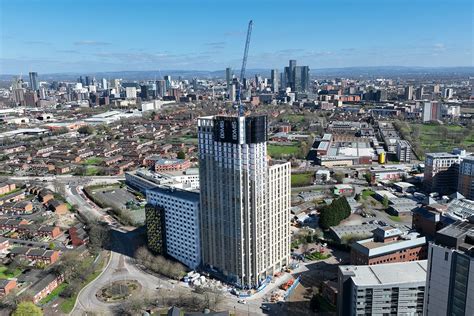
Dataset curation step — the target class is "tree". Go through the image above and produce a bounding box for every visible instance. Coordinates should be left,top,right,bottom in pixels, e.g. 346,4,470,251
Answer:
78,125,94,135
177,151,186,160
382,195,389,209
87,222,110,254
319,197,351,229
48,242,56,250
12,302,43,316
363,172,372,184
333,172,344,184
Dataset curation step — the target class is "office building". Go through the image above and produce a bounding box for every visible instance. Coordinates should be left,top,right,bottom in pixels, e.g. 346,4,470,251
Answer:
164,75,172,90
351,227,427,265
337,260,427,316
29,72,39,91
125,87,137,99
156,80,167,97
424,219,474,316
443,88,454,99
140,84,156,100
396,140,411,162
101,78,108,90
404,86,413,100
198,115,291,288
415,86,424,100
270,69,280,93
146,186,201,269
422,101,442,122
225,67,232,91
458,156,474,200
283,60,309,93
424,150,466,194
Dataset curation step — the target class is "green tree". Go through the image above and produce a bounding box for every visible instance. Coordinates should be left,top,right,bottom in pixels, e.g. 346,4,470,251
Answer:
382,195,389,208
333,172,344,184
12,302,43,316
78,125,94,135
177,151,186,160
48,242,56,250
363,172,372,184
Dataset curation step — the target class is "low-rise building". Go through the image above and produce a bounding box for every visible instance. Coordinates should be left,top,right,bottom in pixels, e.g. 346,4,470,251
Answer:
351,227,427,265
0,279,17,297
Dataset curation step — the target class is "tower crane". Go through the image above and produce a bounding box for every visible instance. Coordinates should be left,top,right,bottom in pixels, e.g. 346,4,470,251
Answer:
236,20,253,117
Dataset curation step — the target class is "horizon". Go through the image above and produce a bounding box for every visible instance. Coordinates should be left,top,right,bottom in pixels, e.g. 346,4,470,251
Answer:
1,0,473,74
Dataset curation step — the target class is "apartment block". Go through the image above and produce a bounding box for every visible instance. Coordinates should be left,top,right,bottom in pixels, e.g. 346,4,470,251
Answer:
146,186,201,269
198,115,290,288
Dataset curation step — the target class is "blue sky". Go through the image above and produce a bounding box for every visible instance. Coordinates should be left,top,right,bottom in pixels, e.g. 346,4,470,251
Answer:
0,0,472,74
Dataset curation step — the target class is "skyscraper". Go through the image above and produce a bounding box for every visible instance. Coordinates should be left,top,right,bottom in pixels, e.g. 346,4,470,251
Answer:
225,67,232,91
283,60,310,93
101,78,108,90
198,115,290,288
270,69,279,93
422,101,441,122
404,86,413,100
28,72,38,91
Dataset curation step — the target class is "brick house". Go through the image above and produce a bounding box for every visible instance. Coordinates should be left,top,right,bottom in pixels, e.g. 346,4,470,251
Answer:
0,279,17,297
69,223,89,247
31,273,64,304
47,200,68,215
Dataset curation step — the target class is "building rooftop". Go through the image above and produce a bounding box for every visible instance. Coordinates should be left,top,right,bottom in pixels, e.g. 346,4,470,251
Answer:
339,260,427,286
147,186,199,202
352,234,426,256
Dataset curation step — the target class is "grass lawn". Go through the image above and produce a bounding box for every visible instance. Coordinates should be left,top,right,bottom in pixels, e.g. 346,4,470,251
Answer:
0,265,22,279
389,215,402,222
291,172,314,187
40,282,68,305
305,251,331,261
82,157,103,165
267,143,301,158
397,122,474,158
85,166,100,176
59,253,109,314
0,187,23,198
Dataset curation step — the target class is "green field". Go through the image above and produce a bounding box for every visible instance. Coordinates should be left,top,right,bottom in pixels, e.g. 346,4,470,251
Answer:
82,157,103,165
291,172,314,187
389,215,402,222
268,143,301,158
395,122,474,158
281,114,306,123
0,265,22,279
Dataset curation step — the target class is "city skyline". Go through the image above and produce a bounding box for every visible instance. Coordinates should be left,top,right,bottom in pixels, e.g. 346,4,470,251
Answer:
1,0,473,74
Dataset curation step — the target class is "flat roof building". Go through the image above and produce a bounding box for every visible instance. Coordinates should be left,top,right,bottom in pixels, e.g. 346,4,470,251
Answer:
146,186,201,269
337,260,427,316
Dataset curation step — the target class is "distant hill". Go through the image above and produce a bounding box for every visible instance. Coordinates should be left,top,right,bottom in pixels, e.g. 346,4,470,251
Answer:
1,66,473,81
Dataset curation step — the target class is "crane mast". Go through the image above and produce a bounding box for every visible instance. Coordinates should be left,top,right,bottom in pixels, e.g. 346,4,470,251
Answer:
236,20,253,117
